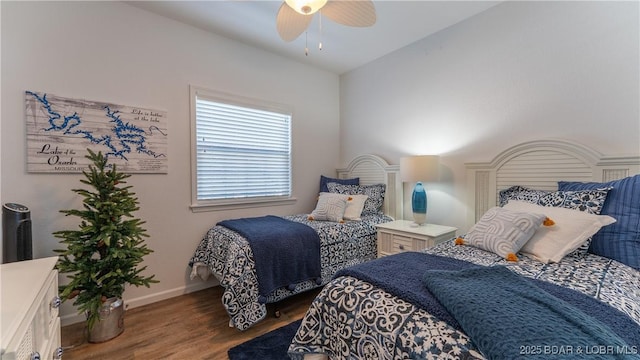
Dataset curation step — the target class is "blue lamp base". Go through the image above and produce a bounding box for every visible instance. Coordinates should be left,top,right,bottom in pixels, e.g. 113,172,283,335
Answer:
412,182,427,225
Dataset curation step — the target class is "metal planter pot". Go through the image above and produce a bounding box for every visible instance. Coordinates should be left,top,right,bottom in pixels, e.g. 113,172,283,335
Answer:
88,297,125,343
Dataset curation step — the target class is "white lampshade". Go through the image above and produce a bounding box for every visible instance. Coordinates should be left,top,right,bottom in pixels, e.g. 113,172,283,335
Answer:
285,0,328,14
400,155,440,183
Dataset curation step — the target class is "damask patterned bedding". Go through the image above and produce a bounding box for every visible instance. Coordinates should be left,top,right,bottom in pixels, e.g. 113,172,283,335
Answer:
288,240,640,359
189,213,392,331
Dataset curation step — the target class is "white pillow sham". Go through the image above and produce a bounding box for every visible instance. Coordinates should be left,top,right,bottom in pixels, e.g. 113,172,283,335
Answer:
504,200,616,263
342,194,368,221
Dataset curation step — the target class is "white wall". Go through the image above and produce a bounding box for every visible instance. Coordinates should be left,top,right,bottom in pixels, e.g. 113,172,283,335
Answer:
340,1,640,232
1,1,340,324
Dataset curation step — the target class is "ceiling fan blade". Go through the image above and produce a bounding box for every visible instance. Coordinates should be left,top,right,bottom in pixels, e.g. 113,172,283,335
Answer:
321,0,376,27
276,2,313,42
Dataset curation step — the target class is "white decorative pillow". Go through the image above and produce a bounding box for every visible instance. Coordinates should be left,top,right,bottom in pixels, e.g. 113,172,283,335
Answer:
342,194,368,221
308,193,349,222
504,200,616,263
458,207,548,261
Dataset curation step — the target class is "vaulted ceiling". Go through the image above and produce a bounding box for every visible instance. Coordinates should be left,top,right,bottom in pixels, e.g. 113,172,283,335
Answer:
127,1,501,74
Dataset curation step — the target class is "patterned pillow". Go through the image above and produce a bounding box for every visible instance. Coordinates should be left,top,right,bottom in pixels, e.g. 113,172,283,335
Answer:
458,207,548,261
342,194,368,221
538,188,612,215
504,200,616,263
308,193,349,222
559,175,640,270
499,186,548,206
319,176,359,193
499,186,611,215
327,183,386,215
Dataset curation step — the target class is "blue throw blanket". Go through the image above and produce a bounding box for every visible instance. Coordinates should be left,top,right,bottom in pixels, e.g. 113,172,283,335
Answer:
335,252,639,357
335,251,469,331
219,216,321,302
424,266,638,359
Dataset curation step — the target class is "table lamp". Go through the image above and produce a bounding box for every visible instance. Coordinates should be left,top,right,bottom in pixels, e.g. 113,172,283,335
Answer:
400,155,439,225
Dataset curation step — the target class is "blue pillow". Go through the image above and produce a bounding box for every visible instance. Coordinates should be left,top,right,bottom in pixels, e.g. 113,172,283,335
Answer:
319,175,359,193
558,175,640,270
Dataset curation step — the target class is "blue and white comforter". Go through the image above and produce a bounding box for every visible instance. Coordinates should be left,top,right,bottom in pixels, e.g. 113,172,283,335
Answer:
189,213,392,331
288,240,640,359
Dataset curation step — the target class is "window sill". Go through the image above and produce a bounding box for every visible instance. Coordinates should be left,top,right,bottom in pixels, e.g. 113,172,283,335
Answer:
190,197,298,213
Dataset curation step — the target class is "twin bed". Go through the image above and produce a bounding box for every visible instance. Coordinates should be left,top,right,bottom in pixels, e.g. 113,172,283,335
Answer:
189,154,401,330
286,139,640,359
190,139,640,358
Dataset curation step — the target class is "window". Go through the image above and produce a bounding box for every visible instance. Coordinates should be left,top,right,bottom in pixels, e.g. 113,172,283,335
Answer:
190,86,295,211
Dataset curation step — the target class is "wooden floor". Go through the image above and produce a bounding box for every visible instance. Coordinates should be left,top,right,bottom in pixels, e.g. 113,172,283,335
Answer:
61,286,320,359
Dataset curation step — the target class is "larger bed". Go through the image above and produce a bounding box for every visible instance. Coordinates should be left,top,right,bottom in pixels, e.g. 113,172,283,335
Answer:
189,154,402,330
288,139,640,359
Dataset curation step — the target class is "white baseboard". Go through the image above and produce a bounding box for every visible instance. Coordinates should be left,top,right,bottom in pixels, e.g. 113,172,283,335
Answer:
60,280,218,326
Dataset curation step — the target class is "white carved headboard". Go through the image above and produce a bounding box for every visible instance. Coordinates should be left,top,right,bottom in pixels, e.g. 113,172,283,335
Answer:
336,154,402,220
466,139,640,226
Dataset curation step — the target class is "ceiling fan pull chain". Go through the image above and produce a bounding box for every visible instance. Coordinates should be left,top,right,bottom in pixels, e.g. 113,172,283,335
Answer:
305,31,309,56
319,12,323,51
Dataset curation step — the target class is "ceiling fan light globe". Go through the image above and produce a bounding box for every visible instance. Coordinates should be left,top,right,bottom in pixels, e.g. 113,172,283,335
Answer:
285,0,327,15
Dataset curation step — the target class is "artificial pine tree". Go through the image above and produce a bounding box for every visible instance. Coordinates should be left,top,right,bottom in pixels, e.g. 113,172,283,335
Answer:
54,149,157,331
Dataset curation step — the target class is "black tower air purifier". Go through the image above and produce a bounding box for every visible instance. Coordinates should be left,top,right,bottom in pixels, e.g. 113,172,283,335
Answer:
2,203,32,264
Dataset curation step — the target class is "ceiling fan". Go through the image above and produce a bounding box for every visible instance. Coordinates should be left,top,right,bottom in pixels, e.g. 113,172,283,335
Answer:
276,0,376,43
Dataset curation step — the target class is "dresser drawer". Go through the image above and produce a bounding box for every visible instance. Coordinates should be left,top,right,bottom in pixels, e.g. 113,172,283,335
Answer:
32,269,60,341
43,270,60,335
43,318,63,360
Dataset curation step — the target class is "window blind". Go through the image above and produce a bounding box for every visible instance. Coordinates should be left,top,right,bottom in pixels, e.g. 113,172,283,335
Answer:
195,96,292,201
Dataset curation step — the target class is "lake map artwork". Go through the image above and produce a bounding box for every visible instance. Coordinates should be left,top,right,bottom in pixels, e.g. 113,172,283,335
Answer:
25,91,168,173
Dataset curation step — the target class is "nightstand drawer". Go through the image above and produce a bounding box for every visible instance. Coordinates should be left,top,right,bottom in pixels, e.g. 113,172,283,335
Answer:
392,235,413,253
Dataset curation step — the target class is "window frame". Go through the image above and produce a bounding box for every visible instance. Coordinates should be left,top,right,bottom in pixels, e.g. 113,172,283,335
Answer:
189,85,296,212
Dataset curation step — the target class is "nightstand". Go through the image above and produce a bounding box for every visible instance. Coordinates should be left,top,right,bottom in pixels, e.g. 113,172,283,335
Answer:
376,220,457,257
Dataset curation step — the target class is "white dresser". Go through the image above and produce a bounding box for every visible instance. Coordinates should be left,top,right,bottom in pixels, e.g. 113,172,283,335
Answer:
1,257,63,360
